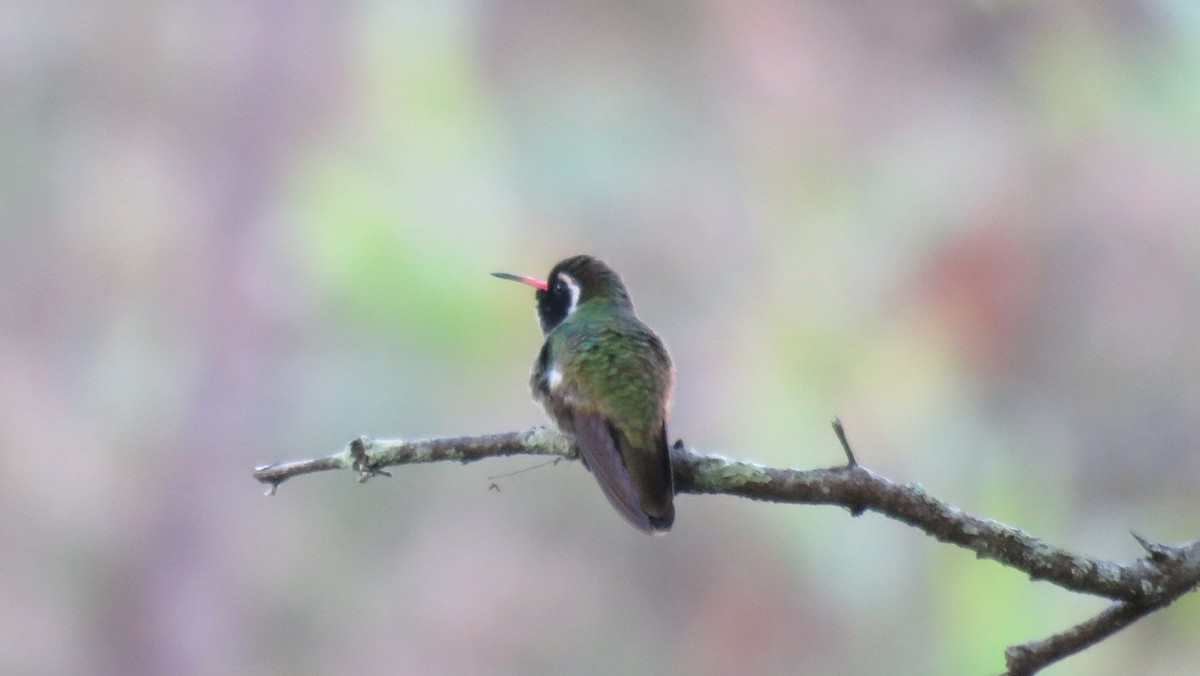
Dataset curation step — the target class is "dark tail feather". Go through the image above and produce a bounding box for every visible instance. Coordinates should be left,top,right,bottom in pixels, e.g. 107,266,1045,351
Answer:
642,425,674,532
572,413,669,534
647,510,674,532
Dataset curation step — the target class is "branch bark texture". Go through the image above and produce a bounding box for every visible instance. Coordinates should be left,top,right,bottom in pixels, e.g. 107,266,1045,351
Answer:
253,425,1200,675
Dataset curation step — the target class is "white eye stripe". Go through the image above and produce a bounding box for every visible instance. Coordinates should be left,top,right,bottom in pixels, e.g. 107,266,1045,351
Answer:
558,273,582,316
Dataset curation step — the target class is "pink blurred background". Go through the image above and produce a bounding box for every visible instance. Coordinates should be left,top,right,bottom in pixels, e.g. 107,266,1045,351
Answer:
3,2,1199,674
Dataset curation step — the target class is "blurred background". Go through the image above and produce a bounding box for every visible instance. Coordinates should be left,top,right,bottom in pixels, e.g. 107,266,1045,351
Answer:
3,1,1200,674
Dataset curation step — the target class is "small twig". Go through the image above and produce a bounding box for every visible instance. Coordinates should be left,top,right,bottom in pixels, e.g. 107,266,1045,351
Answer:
832,417,856,466
253,428,575,495
830,417,866,517
1003,534,1200,673
1131,531,1173,562
350,436,393,483
254,455,346,495
1004,600,1156,675
487,457,563,482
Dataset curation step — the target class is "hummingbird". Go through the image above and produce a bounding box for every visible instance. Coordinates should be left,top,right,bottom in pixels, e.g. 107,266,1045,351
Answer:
492,255,675,533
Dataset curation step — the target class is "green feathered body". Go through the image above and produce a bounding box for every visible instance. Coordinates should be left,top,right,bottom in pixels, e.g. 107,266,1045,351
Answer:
494,254,676,533
532,297,675,531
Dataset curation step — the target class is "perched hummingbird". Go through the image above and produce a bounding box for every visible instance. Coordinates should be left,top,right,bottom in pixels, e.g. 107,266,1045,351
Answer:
492,255,675,533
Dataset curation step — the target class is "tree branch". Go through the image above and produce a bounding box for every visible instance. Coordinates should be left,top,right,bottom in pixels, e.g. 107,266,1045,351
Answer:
252,424,1200,674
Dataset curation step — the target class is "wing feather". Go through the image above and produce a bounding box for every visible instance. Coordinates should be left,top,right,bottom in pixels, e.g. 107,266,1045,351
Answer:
571,412,659,533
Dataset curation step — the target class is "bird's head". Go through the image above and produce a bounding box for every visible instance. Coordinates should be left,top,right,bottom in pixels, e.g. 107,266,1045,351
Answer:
492,255,634,335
